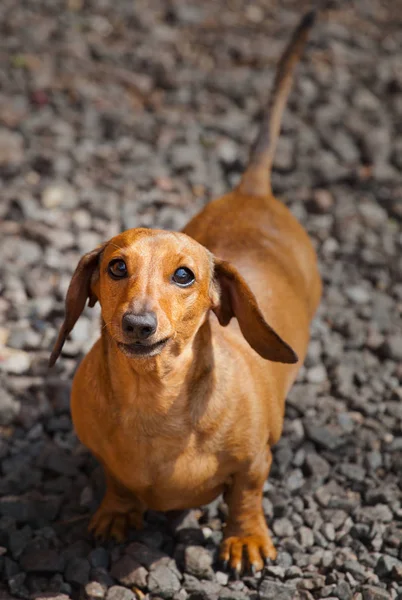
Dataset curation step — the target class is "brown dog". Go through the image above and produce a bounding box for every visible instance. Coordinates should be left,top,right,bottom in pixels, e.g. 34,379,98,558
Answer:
50,11,321,575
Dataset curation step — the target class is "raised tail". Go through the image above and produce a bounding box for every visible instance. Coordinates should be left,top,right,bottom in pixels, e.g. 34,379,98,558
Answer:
237,10,316,197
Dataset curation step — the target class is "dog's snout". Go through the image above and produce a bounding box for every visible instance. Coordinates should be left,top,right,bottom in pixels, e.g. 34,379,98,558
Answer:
122,312,157,340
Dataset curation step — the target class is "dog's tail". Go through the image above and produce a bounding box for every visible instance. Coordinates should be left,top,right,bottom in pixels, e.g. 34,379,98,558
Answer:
237,10,315,197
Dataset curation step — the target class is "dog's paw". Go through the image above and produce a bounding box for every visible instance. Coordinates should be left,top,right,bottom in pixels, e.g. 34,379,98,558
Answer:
220,533,277,576
88,507,142,542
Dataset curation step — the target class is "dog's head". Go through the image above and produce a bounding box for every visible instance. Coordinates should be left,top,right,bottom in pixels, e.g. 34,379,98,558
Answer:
49,228,297,366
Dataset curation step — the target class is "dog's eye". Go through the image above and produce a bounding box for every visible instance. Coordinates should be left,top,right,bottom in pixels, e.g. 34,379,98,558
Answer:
172,267,195,287
108,259,127,279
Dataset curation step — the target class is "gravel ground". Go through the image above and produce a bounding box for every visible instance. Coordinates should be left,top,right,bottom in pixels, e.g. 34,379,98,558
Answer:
0,0,401,599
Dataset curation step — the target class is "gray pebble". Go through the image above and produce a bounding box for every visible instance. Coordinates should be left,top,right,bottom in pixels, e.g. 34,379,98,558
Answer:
184,545,214,580
346,286,371,305
110,554,148,588
306,364,327,384
259,580,295,600
273,518,294,538
361,586,391,600
64,557,90,586
383,336,402,361
85,581,107,600
106,586,136,600
89,547,110,570
298,526,314,549
20,548,65,573
148,564,182,599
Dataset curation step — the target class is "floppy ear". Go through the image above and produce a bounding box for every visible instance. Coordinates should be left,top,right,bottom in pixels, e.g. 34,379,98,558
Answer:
212,259,298,364
49,244,106,367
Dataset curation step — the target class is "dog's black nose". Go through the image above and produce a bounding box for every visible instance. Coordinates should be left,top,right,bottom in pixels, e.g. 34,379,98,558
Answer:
122,312,157,340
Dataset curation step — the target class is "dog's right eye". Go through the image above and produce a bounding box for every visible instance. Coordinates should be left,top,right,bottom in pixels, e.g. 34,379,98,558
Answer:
108,259,127,279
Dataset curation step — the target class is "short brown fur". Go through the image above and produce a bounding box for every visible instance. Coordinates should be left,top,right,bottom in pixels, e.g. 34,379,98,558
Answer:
50,11,321,574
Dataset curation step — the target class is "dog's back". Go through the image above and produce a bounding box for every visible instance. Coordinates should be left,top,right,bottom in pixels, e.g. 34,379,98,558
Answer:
184,11,321,398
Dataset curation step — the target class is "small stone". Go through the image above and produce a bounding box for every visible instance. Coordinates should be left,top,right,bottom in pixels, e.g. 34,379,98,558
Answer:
311,189,334,213
343,560,368,582
0,128,24,167
383,336,402,361
298,574,326,590
376,555,402,578
85,581,106,599
332,580,352,600
72,209,92,229
173,590,188,600
110,555,148,588
359,202,388,228
184,545,214,580
8,572,27,597
64,557,90,586
340,463,366,482
35,596,70,600
20,548,65,573
8,525,32,559
363,452,381,472
298,526,314,548
346,286,371,305
304,453,330,480
148,564,181,598
90,567,115,589
218,139,238,165
89,547,110,570
182,573,221,598
41,182,78,209
0,347,31,374
274,137,294,171
216,571,229,586
219,588,249,600
259,580,295,600
171,145,200,172
337,413,355,434
361,586,391,600
273,518,294,538
265,565,285,579
305,340,322,368
357,504,393,524
0,389,20,426
106,586,136,600
276,552,293,569
41,449,78,477
306,365,327,384
126,541,169,569
305,423,342,450
286,469,305,492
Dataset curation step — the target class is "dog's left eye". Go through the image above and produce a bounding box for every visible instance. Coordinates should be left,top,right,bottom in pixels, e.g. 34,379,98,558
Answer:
172,267,195,287
108,259,127,279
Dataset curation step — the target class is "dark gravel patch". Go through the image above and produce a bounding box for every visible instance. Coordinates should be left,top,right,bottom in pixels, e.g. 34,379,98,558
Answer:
0,0,401,599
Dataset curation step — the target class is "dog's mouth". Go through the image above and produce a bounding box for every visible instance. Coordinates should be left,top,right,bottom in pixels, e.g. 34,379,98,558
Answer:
117,337,170,358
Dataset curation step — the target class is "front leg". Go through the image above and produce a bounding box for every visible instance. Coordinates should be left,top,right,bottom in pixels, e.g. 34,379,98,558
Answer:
220,448,276,575
89,469,146,542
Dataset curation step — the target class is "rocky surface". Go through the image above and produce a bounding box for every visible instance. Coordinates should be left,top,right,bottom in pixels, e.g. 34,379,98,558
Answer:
0,0,401,599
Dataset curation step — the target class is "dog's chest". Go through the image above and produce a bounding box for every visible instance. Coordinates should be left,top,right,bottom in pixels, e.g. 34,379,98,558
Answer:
100,420,230,509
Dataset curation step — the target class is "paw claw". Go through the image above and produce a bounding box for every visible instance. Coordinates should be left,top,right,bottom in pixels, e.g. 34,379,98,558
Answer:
220,532,276,576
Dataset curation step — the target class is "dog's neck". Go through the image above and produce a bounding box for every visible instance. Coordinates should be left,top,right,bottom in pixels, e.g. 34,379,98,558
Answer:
101,319,215,415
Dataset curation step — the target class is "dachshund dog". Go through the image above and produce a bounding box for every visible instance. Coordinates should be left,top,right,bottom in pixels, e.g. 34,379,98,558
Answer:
50,11,321,575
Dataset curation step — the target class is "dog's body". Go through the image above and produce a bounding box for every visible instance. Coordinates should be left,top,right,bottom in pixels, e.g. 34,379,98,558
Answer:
50,12,321,573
